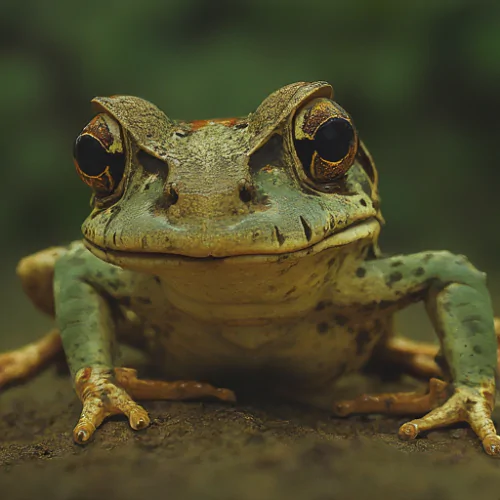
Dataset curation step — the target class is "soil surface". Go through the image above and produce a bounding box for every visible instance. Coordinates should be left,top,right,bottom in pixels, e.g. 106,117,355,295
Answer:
2,367,500,500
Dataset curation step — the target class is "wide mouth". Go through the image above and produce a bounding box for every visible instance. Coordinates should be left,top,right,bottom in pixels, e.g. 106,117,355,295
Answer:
83,217,380,268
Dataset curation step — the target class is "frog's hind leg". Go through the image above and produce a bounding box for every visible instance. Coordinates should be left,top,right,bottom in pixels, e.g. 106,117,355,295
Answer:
0,329,62,388
0,247,66,388
370,336,442,380
114,368,236,402
334,319,500,412
334,321,500,454
370,318,500,380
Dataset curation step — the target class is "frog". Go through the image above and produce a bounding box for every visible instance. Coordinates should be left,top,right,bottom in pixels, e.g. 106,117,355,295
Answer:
1,81,499,456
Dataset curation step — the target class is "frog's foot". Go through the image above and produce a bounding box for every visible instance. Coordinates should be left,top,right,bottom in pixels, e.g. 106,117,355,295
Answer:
73,367,236,444
399,382,500,457
0,329,62,388
333,377,449,417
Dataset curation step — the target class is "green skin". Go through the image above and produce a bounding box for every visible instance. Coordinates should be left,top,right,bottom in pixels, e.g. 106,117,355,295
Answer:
46,81,496,441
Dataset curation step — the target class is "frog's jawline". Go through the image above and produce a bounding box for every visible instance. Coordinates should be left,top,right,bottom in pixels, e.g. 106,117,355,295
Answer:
83,217,380,267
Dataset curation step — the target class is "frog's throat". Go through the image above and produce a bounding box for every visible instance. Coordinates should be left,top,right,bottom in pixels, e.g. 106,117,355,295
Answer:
83,217,380,270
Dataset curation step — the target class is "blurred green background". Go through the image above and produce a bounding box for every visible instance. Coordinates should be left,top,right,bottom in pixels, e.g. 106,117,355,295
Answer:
1,0,499,348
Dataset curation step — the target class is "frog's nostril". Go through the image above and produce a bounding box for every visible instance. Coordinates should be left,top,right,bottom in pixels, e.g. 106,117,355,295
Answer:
238,180,255,204
159,183,179,209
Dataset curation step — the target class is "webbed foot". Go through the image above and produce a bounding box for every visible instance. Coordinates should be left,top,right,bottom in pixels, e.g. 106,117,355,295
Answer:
73,367,236,444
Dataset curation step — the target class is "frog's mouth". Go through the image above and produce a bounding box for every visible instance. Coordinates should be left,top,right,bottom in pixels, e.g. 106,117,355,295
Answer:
83,217,380,270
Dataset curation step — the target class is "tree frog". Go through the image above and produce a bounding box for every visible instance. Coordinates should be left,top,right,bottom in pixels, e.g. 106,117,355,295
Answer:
1,81,499,456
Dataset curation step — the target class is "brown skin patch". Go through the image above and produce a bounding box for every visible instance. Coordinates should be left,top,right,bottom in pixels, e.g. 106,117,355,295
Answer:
188,117,242,131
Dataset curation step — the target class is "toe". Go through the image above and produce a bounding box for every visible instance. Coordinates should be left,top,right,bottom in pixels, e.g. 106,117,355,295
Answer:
482,435,500,457
398,422,419,441
73,396,107,444
215,388,237,402
123,404,151,431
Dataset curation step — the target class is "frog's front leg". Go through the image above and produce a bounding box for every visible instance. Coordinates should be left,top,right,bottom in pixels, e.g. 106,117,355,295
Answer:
55,246,235,444
334,251,500,456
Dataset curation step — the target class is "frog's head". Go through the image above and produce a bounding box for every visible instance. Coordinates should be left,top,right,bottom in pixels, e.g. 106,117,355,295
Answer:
75,81,382,269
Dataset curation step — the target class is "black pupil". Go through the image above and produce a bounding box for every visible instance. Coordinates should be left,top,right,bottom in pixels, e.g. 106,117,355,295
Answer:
314,118,354,162
74,134,124,179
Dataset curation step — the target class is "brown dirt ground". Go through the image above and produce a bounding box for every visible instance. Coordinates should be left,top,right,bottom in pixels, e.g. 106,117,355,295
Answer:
2,279,500,500
2,367,500,500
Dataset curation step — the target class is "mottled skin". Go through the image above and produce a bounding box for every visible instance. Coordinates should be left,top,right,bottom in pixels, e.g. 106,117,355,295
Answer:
2,81,499,455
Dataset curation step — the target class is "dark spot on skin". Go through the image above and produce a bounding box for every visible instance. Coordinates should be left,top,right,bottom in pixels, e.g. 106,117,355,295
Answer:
347,327,354,334
285,287,297,298
136,297,152,305
413,267,425,277
268,285,277,292
327,258,336,268
391,260,403,268
442,301,451,312
307,273,319,283
355,330,371,355
386,271,403,287
316,322,329,335
107,280,125,291
356,267,366,278
379,300,393,309
359,198,367,207
334,314,348,326
473,345,483,355
423,253,434,263
95,271,103,278
274,226,286,246
154,276,161,285
315,300,332,311
300,216,313,242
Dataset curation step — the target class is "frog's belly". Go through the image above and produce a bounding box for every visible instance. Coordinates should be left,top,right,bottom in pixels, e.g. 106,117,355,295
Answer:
124,304,392,406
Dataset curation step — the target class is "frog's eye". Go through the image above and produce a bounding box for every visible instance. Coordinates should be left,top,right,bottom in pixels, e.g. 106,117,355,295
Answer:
293,98,358,184
73,113,125,197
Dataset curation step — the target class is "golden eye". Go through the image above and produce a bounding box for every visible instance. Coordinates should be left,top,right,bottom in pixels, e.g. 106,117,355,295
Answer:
73,113,125,196
293,98,358,183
